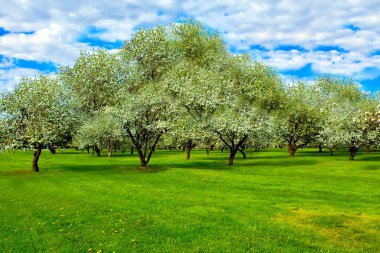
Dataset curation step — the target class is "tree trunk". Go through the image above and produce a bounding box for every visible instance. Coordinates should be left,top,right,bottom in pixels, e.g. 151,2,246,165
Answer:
288,143,296,157
130,146,134,155
365,145,370,154
328,147,333,156
87,146,90,153
32,144,43,172
220,147,224,153
49,146,56,154
318,145,323,153
137,148,147,168
206,147,210,156
125,128,161,168
185,139,192,160
239,149,246,159
94,145,101,157
349,146,358,160
108,145,113,158
228,149,237,166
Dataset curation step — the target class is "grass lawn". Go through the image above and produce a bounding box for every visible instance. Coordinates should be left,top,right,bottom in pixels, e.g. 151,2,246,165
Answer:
0,148,379,252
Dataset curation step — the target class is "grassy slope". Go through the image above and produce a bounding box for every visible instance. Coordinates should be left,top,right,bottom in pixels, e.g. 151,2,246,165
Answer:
0,148,379,252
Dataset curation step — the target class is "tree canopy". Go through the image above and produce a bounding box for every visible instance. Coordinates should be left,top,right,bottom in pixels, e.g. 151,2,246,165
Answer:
1,21,380,171
0,75,78,171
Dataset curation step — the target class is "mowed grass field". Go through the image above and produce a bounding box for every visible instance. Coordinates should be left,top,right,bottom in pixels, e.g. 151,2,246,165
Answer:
0,148,379,252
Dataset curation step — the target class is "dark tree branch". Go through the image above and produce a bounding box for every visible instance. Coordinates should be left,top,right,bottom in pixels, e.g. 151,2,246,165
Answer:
146,133,162,164
214,130,231,149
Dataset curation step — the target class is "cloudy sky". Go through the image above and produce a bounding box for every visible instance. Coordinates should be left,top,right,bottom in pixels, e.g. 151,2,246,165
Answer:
1,0,380,92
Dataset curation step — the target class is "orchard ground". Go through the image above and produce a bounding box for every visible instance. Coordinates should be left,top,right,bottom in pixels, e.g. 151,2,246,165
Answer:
0,148,379,252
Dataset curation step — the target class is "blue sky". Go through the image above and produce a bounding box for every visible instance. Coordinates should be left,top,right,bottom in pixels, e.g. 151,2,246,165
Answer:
1,0,379,92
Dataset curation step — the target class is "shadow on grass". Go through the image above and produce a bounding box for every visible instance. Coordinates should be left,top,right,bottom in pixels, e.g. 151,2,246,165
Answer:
108,153,130,158
45,163,168,174
159,156,320,170
0,163,168,175
0,169,36,175
157,152,322,170
52,151,135,158
291,151,349,158
196,156,230,161
239,159,319,168
157,160,228,170
355,155,380,162
361,165,380,170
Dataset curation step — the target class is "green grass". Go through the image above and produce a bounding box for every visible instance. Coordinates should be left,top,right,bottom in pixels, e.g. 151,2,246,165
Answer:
0,148,379,252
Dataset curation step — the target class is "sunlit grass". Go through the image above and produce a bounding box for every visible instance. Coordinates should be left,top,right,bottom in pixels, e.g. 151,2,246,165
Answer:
0,148,379,252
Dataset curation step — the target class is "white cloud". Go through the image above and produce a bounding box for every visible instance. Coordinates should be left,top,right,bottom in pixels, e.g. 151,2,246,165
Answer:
254,49,380,81
0,57,14,69
0,0,379,91
0,67,42,91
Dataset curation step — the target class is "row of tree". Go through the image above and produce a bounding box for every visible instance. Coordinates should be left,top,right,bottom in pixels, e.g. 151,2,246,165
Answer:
1,21,380,172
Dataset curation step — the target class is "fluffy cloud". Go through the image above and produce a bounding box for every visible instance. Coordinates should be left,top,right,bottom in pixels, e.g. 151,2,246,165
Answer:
0,0,379,91
0,67,42,91
255,49,380,78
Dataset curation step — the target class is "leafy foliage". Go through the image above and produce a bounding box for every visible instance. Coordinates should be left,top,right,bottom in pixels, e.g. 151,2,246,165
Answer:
2,22,380,170
60,50,122,114
76,107,126,157
275,82,323,156
0,75,77,150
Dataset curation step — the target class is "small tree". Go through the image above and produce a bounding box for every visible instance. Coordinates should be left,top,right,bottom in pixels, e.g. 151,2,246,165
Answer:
76,107,125,157
119,25,177,168
314,77,378,160
60,50,122,154
167,22,283,166
338,101,378,160
0,75,77,172
119,86,175,167
275,82,323,157
167,114,202,159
